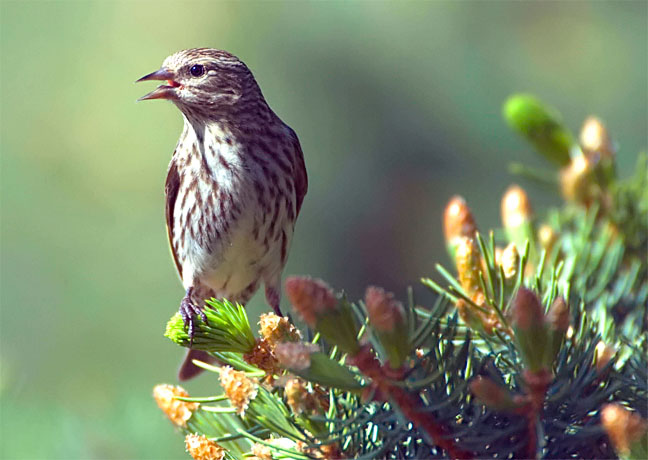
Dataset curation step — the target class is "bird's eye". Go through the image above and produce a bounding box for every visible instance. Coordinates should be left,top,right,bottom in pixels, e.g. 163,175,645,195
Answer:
189,64,205,77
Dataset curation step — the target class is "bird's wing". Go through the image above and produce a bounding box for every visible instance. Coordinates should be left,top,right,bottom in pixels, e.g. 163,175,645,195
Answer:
165,156,183,277
290,130,308,216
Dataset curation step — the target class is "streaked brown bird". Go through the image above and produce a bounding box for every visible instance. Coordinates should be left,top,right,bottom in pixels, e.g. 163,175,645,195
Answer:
137,48,307,380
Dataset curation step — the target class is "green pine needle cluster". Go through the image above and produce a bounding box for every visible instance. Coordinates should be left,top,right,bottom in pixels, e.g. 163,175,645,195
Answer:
165,299,256,354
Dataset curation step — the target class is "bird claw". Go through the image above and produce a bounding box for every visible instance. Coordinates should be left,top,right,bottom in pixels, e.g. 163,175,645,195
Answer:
179,296,206,346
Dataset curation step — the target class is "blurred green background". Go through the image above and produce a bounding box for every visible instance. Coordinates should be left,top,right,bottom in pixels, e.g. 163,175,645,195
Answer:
1,1,645,458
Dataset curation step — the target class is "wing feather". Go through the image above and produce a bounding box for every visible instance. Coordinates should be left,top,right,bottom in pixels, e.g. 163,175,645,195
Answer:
165,157,183,277
290,130,308,216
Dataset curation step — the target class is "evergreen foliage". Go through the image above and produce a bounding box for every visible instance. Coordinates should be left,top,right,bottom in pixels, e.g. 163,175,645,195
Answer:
154,95,647,460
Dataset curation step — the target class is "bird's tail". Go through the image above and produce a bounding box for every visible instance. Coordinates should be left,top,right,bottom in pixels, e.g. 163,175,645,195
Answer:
178,349,216,381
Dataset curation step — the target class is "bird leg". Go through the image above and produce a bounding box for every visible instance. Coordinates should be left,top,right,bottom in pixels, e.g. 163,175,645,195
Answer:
179,287,207,344
265,285,283,316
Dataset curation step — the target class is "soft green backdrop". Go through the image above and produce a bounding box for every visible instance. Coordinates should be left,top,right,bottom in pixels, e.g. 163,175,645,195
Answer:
1,1,646,458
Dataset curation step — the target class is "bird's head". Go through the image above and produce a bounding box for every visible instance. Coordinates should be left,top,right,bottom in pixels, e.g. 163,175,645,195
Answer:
137,48,262,119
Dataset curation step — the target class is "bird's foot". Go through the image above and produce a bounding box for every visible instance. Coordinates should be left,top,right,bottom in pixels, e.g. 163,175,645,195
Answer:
179,292,207,345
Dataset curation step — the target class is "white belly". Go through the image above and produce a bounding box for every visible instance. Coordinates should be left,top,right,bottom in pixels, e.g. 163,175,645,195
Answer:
180,194,292,298
172,120,297,300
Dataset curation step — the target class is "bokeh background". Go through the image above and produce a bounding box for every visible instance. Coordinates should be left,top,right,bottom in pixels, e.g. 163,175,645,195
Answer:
1,1,646,458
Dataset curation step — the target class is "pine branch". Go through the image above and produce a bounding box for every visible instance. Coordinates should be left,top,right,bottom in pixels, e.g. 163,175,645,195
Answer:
153,94,647,460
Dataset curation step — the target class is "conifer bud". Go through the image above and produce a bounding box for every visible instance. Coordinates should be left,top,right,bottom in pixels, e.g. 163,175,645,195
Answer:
285,378,321,415
538,224,558,256
601,404,648,457
444,196,477,260
296,440,342,459
580,116,614,159
245,339,280,376
469,376,519,410
251,442,273,460
510,288,548,372
259,313,301,347
511,288,544,331
274,342,318,371
365,286,405,333
285,277,337,328
595,341,616,371
502,185,533,230
545,296,569,365
560,154,597,204
455,237,482,298
365,286,409,368
494,246,504,266
546,297,569,333
455,239,506,335
502,185,537,267
580,116,616,188
503,94,574,166
285,278,360,355
285,378,308,414
500,242,519,280
185,434,225,460
220,366,258,416
153,384,198,428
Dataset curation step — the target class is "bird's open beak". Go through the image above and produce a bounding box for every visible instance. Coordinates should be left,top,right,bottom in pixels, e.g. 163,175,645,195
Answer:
136,68,181,101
